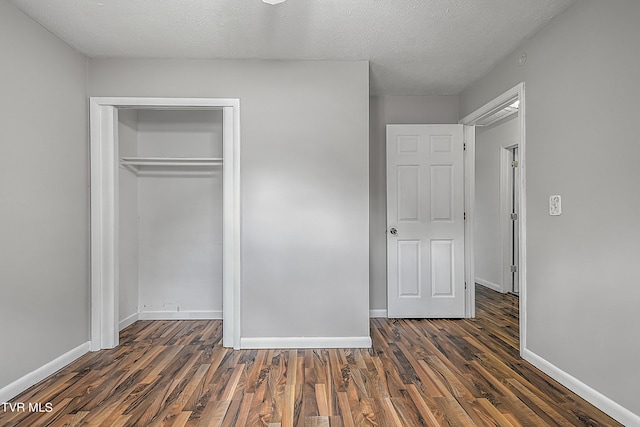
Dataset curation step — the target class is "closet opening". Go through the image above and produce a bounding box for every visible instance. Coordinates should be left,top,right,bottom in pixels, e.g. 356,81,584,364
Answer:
90,98,241,351
118,108,223,325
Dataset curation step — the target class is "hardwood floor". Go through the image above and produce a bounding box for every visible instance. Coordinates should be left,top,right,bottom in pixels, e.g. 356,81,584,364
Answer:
1,286,621,426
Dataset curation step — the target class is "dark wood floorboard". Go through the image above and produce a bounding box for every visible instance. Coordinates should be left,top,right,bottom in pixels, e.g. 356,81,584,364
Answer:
1,285,621,426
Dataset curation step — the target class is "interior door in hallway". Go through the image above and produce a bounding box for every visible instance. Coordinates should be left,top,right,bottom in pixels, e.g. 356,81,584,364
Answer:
387,124,465,317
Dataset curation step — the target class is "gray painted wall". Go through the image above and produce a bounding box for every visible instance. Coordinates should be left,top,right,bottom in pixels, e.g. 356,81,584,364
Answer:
136,110,223,316
89,59,370,339
461,0,640,416
369,96,459,311
0,1,89,388
475,117,519,291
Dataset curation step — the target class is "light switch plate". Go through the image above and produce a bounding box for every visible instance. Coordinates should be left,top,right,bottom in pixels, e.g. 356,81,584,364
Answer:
549,195,561,216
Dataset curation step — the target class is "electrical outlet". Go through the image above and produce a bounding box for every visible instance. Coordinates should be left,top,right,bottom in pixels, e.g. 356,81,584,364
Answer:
549,195,561,216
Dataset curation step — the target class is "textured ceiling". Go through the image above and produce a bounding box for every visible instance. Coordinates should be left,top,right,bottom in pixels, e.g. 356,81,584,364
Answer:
10,0,575,95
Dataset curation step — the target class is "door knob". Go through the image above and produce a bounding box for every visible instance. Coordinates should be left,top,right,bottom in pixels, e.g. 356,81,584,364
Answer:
389,227,398,235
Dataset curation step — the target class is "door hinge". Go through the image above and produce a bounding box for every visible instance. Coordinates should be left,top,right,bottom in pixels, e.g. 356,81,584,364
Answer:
512,160,519,168
464,212,466,220
465,282,467,290
510,265,518,273
463,142,466,151
510,212,518,221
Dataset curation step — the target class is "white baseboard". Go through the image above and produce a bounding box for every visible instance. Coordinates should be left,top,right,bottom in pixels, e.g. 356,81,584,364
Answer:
369,309,388,318
120,310,222,327
119,312,139,331
138,310,222,320
475,278,502,292
522,348,640,426
0,341,90,403
240,336,372,349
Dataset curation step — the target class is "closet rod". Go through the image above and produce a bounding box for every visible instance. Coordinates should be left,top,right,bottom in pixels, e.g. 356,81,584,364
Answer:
120,157,223,174
121,157,223,165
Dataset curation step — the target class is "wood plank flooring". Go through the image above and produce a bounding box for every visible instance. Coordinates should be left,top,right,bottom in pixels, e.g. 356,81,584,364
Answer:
1,286,621,426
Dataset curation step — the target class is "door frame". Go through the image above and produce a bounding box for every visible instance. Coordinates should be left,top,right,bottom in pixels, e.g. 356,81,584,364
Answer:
460,82,527,354
500,144,519,294
89,97,241,351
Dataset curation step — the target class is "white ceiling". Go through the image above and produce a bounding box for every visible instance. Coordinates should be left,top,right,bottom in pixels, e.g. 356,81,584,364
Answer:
10,0,575,95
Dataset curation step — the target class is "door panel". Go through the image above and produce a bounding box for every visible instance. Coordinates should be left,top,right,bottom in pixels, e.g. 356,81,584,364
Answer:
431,165,453,221
398,240,421,297
398,166,420,221
431,239,454,296
387,124,465,318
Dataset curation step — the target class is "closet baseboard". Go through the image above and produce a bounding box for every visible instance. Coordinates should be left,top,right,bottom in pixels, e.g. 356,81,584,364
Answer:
119,311,223,331
138,310,223,320
0,341,90,403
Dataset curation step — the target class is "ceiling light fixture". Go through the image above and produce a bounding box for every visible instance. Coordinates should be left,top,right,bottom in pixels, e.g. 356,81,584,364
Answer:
263,0,286,4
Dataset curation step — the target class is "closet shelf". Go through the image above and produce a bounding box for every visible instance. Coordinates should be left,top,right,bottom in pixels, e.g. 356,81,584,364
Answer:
120,157,223,174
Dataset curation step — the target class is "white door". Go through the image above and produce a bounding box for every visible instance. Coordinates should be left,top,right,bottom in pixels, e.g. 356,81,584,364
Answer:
387,124,465,318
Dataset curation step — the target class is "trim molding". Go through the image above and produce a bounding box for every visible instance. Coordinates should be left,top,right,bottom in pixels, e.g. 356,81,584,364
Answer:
499,144,519,296
463,125,476,318
118,312,139,331
119,310,224,330
475,278,502,293
523,349,640,426
369,309,388,318
0,342,90,403
240,336,372,349
90,97,241,351
138,310,223,321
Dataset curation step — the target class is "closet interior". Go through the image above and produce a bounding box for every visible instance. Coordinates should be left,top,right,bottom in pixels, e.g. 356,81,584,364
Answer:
117,108,224,329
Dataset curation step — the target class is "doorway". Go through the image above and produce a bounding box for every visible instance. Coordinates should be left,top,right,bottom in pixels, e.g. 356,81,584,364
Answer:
460,83,527,354
89,97,241,351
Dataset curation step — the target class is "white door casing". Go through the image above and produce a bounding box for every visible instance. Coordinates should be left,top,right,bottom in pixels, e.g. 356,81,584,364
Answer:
460,82,526,354
89,97,241,351
512,147,520,294
387,125,466,318
500,145,519,294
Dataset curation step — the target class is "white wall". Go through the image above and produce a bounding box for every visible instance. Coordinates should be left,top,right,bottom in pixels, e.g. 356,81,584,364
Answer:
0,0,89,389
136,110,223,316
461,0,640,419
369,96,459,312
89,59,370,341
118,109,140,325
474,117,519,292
